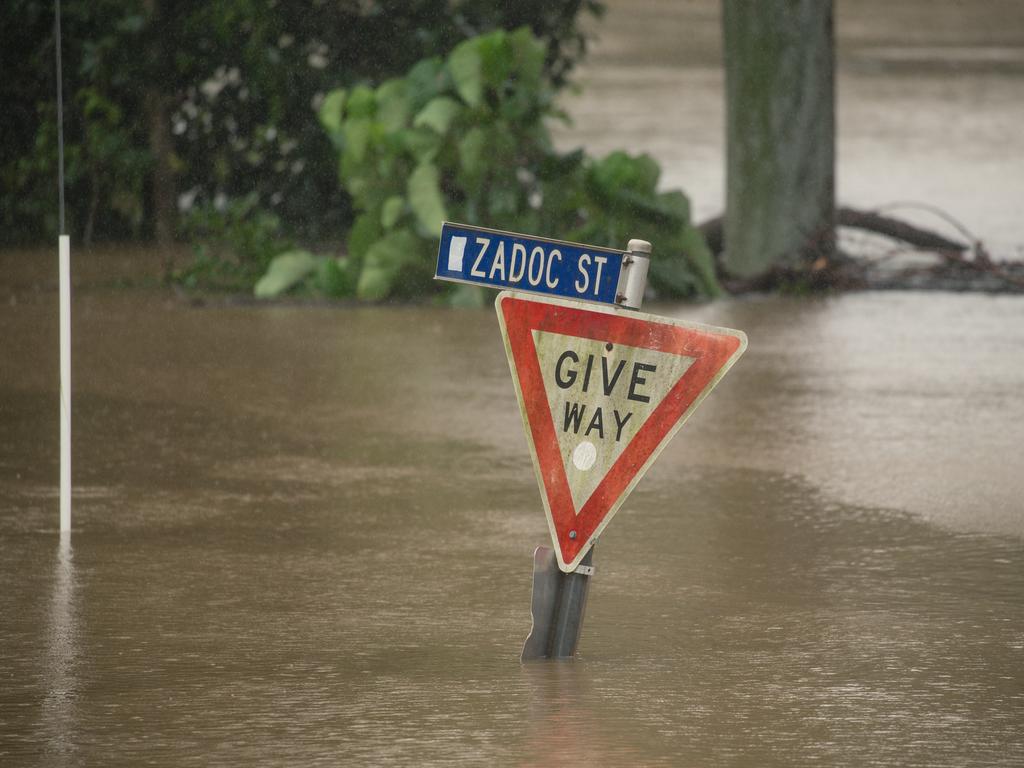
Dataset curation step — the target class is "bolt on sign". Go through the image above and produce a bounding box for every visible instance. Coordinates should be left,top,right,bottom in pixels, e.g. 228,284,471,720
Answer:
496,291,747,572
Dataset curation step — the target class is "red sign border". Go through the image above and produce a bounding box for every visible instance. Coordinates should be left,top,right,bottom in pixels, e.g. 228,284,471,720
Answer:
496,290,747,572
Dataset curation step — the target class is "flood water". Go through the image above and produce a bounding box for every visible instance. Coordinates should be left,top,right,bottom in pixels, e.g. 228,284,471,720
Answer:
4,2,1024,766
555,0,1024,259
3,283,1023,765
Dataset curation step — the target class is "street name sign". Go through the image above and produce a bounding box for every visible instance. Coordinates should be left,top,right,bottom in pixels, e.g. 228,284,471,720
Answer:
496,290,747,572
435,222,646,307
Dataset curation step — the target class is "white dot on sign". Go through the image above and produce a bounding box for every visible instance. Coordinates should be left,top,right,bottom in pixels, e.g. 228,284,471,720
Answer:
572,441,597,471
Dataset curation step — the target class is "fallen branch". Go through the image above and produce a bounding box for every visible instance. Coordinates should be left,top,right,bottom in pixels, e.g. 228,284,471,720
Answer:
698,204,1024,292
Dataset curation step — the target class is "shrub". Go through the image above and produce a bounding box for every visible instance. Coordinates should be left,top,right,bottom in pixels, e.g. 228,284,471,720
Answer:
258,28,720,302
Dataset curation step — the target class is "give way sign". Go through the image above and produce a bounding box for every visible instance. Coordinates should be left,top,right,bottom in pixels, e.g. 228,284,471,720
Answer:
496,290,747,572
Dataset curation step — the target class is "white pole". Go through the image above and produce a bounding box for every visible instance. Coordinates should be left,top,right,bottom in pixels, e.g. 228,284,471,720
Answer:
59,235,71,532
55,0,71,533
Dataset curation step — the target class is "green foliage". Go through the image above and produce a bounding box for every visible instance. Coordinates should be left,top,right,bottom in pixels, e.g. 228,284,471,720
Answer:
1,0,604,247
176,193,293,292
258,28,719,302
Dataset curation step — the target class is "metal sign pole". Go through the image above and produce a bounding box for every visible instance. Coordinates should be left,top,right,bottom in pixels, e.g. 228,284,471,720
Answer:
522,238,651,661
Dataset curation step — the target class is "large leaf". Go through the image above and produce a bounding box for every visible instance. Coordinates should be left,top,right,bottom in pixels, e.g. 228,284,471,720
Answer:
381,195,405,228
407,162,447,235
413,97,462,134
315,257,355,298
347,212,382,263
346,85,376,119
318,89,347,137
508,27,544,89
678,225,722,297
376,78,410,132
405,56,447,112
357,229,421,301
477,30,512,90
448,38,483,107
456,127,486,192
400,127,442,164
648,254,698,297
342,117,372,165
254,250,320,298
590,151,661,197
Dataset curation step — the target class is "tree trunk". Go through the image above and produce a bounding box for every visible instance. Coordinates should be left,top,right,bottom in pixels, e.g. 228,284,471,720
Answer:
722,0,835,279
146,88,176,278
143,0,176,278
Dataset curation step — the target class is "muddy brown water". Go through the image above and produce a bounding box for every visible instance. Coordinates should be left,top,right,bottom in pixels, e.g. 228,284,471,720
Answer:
2,282,1023,766
4,2,1024,765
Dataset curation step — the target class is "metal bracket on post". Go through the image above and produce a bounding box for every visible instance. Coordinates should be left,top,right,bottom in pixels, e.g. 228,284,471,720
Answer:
615,239,652,310
521,546,595,661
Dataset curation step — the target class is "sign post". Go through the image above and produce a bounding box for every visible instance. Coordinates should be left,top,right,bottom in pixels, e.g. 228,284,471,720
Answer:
434,224,746,660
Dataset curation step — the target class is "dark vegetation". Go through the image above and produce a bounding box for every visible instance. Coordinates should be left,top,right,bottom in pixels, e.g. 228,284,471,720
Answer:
7,0,1016,299
3,0,715,303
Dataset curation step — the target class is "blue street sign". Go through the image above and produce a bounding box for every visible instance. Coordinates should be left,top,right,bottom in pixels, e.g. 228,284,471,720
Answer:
435,222,625,305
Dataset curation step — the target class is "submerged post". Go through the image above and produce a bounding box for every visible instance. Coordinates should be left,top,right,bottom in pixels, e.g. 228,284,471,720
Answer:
59,235,70,533
521,238,651,662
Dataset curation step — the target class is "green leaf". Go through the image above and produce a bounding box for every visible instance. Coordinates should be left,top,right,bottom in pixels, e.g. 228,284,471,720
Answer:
318,89,347,135
342,117,372,164
448,38,483,107
590,151,661,197
678,225,722,297
413,97,462,134
477,30,512,89
508,27,544,88
315,258,356,298
656,189,691,224
407,162,447,236
346,85,376,119
401,128,442,163
406,56,446,111
347,212,382,263
457,127,486,176
456,127,486,192
357,229,420,301
254,250,320,298
648,254,697,297
376,78,410,132
381,195,405,228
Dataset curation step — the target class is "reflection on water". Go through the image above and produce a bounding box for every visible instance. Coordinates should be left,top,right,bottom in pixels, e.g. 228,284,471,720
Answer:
40,534,77,766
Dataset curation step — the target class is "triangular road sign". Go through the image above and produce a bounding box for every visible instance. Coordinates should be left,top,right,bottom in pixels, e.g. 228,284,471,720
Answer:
496,290,747,572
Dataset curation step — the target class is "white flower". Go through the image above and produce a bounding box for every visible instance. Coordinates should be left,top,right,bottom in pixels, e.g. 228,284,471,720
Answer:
177,187,199,212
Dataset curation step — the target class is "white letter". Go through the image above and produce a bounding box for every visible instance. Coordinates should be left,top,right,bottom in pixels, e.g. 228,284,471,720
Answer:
488,241,507,281
528,246,545,286
510,243,527,282
470,237,489,277
593,255,607,295
545,249,561,288
575,253,591,294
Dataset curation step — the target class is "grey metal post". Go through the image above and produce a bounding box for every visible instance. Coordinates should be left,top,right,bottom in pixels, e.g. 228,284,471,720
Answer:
522,238,651,662
548,548,595,658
